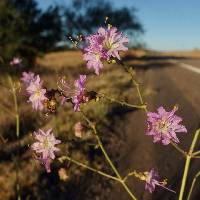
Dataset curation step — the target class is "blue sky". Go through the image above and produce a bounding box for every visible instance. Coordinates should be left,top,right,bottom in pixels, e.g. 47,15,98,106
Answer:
38,0,200,51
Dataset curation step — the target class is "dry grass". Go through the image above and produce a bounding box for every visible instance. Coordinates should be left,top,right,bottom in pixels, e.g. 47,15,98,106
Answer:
37,50,84,69
161,49,200,58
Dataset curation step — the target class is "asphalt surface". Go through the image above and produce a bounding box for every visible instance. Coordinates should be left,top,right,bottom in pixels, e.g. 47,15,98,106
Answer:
110,57,200,200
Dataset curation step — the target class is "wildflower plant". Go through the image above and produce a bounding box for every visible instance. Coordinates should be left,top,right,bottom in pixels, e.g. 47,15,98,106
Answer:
2,22,200,200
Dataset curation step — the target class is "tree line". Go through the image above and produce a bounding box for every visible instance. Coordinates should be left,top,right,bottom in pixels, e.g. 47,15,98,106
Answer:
0,0,143,66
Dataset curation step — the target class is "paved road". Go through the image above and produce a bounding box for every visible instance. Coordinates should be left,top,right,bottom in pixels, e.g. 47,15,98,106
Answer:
110,57,200,200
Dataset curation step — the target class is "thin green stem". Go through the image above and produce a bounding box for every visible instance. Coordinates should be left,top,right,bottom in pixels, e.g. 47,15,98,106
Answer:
179,155,191,200
8,77,18,114
16,114,20,138
192,150,200,157
58,156,120,182
170,141,187,157
81,112,121,178
192,156,200,159
119,61,148,113
123,171,137,182
132,79,146,111
187,171,200,200
8,76,21,200
179,129,200,200
98,93,147,110
81,111,138,200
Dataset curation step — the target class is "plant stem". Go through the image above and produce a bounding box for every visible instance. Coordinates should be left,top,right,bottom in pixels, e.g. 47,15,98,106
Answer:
170,141,187,157
187,171,200,200
8,76,21,200
81,112,138,200
58,156,120,182
178,129,200,200
119,61,148,113
192,150,200,157
179,155,191,200
192,156,200,159
123,171,137,182
98,93,146,110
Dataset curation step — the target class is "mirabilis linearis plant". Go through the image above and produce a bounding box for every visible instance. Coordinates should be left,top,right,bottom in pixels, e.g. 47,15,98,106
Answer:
4,20,200,200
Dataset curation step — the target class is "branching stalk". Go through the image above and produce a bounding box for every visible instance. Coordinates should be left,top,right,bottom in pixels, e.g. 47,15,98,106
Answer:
192,150,200,157
58,156,120,182
179,129,200,200
119,61,186,156
81,111,138,200
98,93,147,110
170,141,187,157
192,156,200,159
118,61,148,113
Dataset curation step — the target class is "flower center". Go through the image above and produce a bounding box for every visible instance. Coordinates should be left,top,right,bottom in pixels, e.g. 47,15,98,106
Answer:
103,39,112,50
95,53,100,60
156,120,169,134
43,137,52,149
33,88,42,99
103,39,115,51
103,38,119,52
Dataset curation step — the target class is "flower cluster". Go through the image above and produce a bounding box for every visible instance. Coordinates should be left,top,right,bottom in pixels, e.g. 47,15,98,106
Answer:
32,129,61,173
146,106,187,145
21,72,47,110
83,26,129,75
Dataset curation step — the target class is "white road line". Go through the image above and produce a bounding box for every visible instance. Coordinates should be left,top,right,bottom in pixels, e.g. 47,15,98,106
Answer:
169,59,200,74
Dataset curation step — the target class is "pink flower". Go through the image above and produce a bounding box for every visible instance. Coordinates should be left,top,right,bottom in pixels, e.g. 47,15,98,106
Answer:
21,71,36,87
83,26,129,75
10,57,22,66
146,106,187,145
59,75,88,111
83,46,106,75
145,169,175,193
26,75,47,110
145,168,160,193
72,75,88,111
32,129,61,173
98,27,129,59
36,157,52,173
